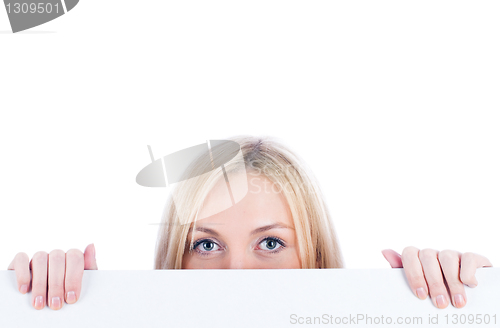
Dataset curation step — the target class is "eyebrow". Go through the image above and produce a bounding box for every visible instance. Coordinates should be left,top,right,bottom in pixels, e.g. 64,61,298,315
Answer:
250,223,293,235
190,226,220,237
188,222,293,237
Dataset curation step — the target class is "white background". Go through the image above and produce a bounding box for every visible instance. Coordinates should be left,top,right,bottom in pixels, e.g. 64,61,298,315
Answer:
0,1,498,270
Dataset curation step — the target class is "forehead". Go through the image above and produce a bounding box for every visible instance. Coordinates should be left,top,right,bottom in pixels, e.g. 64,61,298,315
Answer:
196,171,293,229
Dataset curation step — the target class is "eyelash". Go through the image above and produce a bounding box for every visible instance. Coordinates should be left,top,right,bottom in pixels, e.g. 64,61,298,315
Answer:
191,238,222,256
257,236,286,254
190,236,286,256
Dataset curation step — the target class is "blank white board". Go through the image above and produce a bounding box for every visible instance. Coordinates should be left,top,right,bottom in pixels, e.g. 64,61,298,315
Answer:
0,268,499,327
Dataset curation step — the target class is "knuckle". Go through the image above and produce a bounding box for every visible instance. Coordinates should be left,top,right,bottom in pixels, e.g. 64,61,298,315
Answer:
427,281,445,291
402,246,419,257
406,272,424,285
49,282,64,291
65,278,81,289
419,248,437,260
447,281,465,292
16,252,29,262
49,249,66,261
32,280,46,291
32,252,48,267
459,272,474,283
66,249,83,261
461,252,476,262
32,251,48,260
438,249,458,262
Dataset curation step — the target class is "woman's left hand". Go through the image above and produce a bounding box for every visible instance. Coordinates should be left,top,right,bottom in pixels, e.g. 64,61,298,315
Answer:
382,247,492,309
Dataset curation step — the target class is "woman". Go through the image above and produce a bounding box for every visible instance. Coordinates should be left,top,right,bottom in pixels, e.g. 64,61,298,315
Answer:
8,135,493,311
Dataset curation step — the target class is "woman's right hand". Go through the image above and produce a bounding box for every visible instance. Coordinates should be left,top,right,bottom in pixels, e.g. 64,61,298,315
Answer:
7,243,98,310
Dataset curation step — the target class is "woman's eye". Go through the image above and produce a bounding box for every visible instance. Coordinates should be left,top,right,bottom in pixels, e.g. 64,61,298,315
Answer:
194,240,221,253
258,237,284,251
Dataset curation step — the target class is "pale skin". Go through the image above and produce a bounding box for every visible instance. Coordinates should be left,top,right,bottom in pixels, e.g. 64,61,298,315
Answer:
8,173,493,310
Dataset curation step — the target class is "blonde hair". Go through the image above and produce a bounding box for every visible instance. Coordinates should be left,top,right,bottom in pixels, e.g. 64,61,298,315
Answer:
154,135,344,269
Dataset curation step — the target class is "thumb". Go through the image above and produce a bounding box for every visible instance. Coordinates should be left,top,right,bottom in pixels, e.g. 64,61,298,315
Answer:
381,249,403,268
84,243,98,270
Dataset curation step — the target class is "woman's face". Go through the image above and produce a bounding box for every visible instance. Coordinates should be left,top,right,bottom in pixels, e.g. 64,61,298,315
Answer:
182,172,301,269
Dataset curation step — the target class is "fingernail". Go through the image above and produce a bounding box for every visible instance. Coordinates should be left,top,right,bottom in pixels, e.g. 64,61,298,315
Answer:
466,283,477,288
436,294,447,308
34,295,44,309
51,297,61,309
416,287,427,299
66,291,76,303
20,284,28,294
453,294,465,307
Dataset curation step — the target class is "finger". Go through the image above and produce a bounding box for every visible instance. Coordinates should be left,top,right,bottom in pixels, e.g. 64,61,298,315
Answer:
439,250,466,308
30,251,48,310
401,246,428,300
381,249,403,268
84,243,98,270
8,252,31,294
460,252,493,288
48,250,66,310
65,249,84,304
419,248,449,309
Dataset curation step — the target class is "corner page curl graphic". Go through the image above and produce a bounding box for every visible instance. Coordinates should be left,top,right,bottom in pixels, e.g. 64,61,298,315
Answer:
136,140,249,225
3,0,79,33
